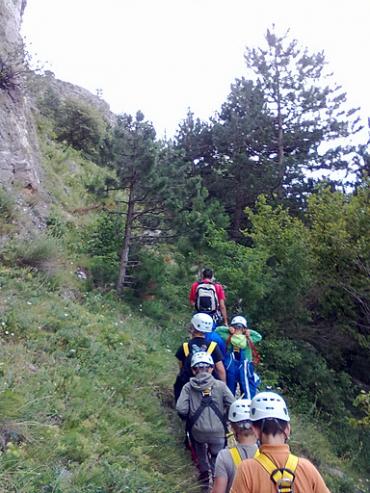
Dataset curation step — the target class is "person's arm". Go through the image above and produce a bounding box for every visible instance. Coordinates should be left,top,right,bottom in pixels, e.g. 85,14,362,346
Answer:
211,476,228,493
175,384,190,419
175,345,185,369
219,299,228,326
189,282,197,306
215,325,229,340
212,450,229,493
215,360,226,383
248,329,262,343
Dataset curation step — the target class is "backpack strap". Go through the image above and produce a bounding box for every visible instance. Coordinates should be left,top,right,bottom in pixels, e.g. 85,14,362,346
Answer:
207,341,217,355
230,446,260,467
255,453,298,493
187,390,228,438
183,342,190,357
187,392,212,431
208,398,228,435
229,447,242,466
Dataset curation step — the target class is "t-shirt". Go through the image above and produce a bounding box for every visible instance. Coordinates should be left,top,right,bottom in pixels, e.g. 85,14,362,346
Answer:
175,336,224,366
215,443,258,493
230,444,331,493
189,279,226,305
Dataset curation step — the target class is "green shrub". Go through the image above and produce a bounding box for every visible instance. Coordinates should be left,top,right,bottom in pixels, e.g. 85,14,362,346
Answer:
0,188,16,235
0,47,27,94
259,338,354,416
83,212,122,257
85,256,118,289
0,187,15,221
55,98,107,160
2,235,63,275
46,210,69,239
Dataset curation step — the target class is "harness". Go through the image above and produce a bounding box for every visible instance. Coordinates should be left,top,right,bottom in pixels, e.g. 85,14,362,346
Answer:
254,452,299,493
186,387,228,444
229,446,260,466
183,340,217,357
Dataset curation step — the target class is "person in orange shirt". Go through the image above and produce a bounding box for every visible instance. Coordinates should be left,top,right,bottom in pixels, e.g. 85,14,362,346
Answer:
230,391,331,493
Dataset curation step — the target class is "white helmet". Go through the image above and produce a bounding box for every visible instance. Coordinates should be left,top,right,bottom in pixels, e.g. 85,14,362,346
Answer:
230,315,247,328
250,391,290,422
191,313,213,333
228,399,252,423
191,351,214,368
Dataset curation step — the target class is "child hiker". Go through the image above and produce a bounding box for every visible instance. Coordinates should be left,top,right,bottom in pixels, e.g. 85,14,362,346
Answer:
216,316,262,399
176,351,235,491
212,399,258,493
174,313,226,402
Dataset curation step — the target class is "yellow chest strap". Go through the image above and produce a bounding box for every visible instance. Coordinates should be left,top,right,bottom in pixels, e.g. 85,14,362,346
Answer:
183,341,217,358
229,447,242,466
229,447,260,467
254,453,298,493
183,342,190,357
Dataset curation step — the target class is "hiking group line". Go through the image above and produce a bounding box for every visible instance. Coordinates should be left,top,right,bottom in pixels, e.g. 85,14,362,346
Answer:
172,268,331,493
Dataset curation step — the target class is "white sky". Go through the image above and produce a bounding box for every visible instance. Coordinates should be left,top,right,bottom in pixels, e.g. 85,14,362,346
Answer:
21,0,370,139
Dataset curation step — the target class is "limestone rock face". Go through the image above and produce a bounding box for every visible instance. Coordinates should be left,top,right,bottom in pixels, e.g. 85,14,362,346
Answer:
0,0,115,230
0,0,46,227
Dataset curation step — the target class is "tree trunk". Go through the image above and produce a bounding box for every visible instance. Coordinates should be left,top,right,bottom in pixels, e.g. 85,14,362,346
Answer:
116,183,135,295
275,49,285,199
231,190,244,241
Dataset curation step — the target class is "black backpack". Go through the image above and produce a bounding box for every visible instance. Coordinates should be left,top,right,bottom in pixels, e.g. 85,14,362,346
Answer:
173,341,217,402
195,282,219,313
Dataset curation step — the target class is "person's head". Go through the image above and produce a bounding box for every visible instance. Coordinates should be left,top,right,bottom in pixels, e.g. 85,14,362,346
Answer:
191,351,214,375
250,391,290,444
191,313,213,336
228,399,255,440
202,268,213,280
230,315,248,334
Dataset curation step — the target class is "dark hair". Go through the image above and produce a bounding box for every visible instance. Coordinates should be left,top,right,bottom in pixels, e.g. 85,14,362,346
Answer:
253,418,288,437
202,268,213,279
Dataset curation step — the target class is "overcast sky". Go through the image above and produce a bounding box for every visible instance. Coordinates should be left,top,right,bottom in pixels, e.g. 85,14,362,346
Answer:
21,0,370,139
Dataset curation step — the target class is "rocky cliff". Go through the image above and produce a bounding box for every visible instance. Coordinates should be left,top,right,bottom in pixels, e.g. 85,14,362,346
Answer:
0,0,115,229
0,0,42,196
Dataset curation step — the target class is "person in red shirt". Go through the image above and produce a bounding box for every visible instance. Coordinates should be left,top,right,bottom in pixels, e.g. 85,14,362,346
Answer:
189,268,228,326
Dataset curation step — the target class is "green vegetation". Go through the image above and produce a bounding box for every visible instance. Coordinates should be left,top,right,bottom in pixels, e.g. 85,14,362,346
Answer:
0,187,16,234
0,263,200,492
1,26,369,492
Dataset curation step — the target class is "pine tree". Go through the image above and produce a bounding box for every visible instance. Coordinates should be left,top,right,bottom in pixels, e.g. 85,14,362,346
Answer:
244,27,363,201
107,111,166,294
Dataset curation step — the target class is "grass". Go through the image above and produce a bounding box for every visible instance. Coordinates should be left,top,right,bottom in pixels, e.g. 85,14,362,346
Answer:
0,262,367,492
0,188,16,235
38,137,113,213
0,264,205,493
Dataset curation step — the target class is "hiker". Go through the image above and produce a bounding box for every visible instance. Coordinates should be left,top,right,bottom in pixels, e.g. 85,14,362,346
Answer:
189,268,228,327
174,313,227,402
176,351,235,490
212,399,258,493
216,316,262,399
230,391,331,493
